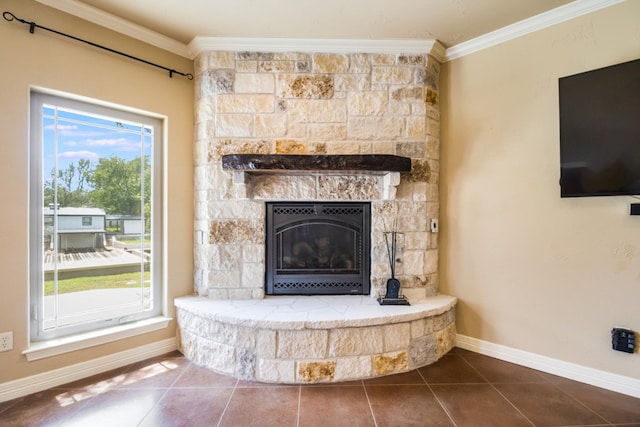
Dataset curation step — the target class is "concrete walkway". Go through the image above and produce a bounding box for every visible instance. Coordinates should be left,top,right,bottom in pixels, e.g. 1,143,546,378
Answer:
43,287,151,329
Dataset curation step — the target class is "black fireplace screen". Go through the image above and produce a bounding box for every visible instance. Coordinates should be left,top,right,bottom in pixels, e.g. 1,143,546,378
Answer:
266,202,371,295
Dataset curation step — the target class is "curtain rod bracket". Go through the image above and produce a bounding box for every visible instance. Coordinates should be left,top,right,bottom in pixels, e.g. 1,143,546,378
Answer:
3,10,193,80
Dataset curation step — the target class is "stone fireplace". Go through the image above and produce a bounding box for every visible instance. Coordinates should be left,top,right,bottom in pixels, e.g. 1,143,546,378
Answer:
192,49,442,300
176,43,457,383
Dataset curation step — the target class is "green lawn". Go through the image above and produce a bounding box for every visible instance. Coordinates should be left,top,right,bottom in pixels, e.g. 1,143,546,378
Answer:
117,236,151,244
45,271,150,296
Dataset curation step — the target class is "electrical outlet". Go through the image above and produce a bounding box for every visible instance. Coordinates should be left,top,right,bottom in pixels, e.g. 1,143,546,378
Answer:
612,328,635,353
0,332,13,352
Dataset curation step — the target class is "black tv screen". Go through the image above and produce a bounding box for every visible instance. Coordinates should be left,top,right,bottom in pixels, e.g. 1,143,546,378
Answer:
559,58,640,197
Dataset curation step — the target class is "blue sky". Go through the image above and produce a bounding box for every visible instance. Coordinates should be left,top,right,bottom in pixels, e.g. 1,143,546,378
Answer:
42,105,152,184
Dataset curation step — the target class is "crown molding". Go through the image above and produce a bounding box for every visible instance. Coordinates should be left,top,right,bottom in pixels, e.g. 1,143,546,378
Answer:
188,37,445,61
35,0,623,62
445,0,625,61
34,0,190,58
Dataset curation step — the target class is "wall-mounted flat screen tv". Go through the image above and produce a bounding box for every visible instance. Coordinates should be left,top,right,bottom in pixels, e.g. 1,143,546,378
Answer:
559,58,640,197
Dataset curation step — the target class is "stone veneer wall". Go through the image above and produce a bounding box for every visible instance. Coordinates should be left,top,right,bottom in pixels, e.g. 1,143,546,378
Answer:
193,50,441,300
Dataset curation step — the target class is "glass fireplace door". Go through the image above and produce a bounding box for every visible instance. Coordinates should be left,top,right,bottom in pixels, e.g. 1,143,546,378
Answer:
266,202,371,295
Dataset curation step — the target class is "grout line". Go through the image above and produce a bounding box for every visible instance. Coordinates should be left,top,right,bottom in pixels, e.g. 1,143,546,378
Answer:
459,354,535,427
136,357,189,426
544,381,615,426
460,352,620,426
488,384,536,426
361,380,378,427
417,367,458,427
216,378,239,427
167,360,189,388
296,385,301,427
414,368,428,385
0,399,20,417
136,387,171,427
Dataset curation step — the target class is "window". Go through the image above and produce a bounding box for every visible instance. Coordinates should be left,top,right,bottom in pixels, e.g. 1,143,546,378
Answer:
30,91,163,342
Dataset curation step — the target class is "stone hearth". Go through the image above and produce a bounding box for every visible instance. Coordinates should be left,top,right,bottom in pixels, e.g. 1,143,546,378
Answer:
176,295,456,383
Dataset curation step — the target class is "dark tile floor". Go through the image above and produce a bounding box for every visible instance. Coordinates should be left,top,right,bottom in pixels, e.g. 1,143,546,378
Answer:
1,347,639,426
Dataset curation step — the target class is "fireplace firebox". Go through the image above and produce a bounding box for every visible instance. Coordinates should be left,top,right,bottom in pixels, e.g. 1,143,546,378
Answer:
265,202,371,295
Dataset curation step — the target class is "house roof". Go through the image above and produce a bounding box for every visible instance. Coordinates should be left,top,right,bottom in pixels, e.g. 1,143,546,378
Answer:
55,229,107,234
43,207,106,216
105,214,142,220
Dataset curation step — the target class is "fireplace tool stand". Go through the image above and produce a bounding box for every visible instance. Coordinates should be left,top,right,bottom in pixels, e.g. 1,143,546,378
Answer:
378,222,410,306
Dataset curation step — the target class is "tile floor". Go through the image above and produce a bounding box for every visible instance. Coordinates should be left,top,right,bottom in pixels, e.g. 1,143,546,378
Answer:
1,347,639,427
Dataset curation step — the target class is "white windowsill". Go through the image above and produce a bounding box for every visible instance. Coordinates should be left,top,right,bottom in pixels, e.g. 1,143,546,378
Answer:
23,316,172,362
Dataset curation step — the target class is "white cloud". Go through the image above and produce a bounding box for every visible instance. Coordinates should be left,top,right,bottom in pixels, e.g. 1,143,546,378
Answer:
45,124,103,138
58,151,101,161
45,124,77,131
82,138,142,152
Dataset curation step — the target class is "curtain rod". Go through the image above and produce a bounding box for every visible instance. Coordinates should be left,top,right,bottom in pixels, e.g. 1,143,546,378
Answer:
3,11,193,80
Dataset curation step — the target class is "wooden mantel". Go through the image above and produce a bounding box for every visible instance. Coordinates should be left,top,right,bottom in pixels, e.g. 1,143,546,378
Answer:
221,154,412,173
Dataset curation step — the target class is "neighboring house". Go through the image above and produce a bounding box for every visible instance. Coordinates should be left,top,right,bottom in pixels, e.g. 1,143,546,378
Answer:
105,214,144,236
44,206,106,252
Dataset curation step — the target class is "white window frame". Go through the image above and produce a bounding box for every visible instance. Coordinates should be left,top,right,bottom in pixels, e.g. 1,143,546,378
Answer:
29,90,164,344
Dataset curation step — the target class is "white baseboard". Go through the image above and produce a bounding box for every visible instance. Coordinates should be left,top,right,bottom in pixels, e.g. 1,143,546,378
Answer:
456,334,640,399
0,337,178,403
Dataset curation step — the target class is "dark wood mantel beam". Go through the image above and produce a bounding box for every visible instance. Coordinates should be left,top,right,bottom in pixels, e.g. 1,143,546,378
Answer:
221,154,412,173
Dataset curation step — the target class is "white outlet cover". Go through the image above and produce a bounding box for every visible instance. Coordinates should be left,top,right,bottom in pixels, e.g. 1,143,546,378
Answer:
0,332,13,352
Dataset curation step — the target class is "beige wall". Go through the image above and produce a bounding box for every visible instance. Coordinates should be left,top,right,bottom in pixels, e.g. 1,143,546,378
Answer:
441,1,640,379
0,0,193,382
